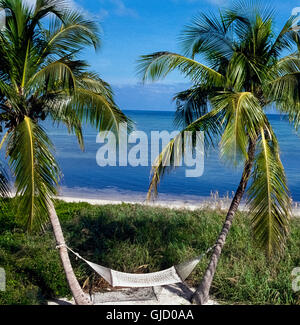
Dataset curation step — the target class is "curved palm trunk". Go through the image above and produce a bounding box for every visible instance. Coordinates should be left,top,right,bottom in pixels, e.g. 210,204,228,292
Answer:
48,202,92,305
192,138,257,305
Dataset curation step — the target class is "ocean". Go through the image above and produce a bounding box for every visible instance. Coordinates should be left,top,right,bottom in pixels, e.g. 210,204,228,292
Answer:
38,110,300,204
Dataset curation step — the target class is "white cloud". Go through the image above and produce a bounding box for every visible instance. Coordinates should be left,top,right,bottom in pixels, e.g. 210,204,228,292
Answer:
98,8,109,21
22,0,138,21
110,0,138,18
111,82,192,110
25,0,104,22
22,0,86,12
97,0,139,20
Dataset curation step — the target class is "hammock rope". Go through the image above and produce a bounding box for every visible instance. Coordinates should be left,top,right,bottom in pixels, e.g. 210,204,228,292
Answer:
56,243,216,288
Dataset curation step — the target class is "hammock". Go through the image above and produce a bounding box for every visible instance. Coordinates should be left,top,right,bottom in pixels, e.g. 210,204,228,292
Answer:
59,244,215,288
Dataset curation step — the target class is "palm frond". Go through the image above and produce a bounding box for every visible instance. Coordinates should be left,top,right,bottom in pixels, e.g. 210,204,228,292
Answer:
215,91,265,166
147,108,224,199
30,0,68,26
180,11,234,62
268,55,300,127
224,0,275,35
137,52,225,86
269,17,295,57
0,130,8,150
173,85,213,128
247,125,291,258
268,55,300,106
38,9,101,63
71,74,133,134
27,59,79,96
7,116,60,231
226,52,251,90
49,102,84,151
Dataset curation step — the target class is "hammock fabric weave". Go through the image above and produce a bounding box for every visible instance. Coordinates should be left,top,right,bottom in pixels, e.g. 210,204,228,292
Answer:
62,245,214,288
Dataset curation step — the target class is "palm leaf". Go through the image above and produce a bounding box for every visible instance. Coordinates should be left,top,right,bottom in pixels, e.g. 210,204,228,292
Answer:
37,10,100,63
268,55,300,109
269,17,295,57
7,116,60,230
147,108,224,199
173,85,213,128
27,59,78,95
180,11,234,61
247,125,291,257
216,91,265,166
30,0,67,26
49,102,84,151
71,74,133,134
137,52,225,86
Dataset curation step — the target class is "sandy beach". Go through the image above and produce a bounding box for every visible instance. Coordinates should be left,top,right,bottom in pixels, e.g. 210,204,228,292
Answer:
57,194,300,217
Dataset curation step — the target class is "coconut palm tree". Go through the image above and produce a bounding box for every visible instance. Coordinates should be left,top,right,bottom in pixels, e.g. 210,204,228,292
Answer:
138,1,300,304
0,0,130,305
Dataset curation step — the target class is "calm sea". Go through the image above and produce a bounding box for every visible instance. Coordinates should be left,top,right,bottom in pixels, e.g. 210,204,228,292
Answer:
36,110,300,203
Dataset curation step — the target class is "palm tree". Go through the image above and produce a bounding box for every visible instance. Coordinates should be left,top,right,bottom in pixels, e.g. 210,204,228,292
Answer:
138,1,300,304
0,0,130,305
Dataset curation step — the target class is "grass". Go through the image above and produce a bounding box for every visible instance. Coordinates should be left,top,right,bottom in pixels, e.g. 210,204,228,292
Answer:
0,198,300,305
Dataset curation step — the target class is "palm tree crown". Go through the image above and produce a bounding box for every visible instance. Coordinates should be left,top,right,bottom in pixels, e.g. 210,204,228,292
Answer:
0,0,130,230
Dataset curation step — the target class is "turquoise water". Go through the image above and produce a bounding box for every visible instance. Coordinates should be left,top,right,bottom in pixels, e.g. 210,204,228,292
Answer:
39,110,300,203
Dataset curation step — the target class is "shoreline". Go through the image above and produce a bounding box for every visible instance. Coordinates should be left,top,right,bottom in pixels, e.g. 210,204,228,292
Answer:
57,195,300,217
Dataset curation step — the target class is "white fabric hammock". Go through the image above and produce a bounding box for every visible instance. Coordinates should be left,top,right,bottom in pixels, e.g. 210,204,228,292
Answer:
62,245,215,288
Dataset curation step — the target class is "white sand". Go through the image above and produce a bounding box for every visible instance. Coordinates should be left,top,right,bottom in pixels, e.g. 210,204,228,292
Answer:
59,196,204,211
58,195,300,217
47,285,219,306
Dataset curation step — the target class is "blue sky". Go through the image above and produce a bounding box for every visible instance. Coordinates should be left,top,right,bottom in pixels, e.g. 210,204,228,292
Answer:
68,0,300,110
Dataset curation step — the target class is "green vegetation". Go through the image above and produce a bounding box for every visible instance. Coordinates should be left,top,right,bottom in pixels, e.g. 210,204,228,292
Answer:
0,199,299,305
